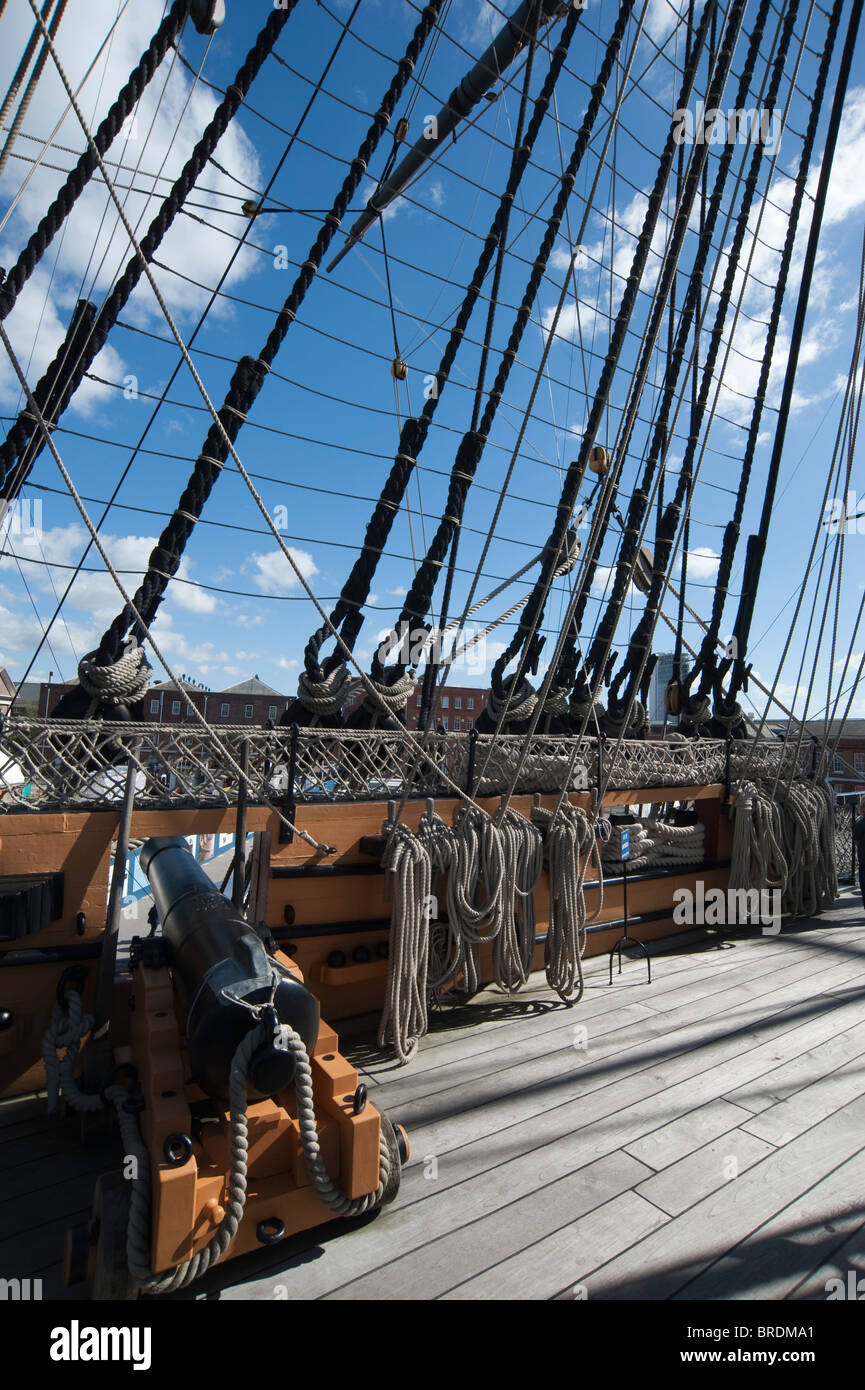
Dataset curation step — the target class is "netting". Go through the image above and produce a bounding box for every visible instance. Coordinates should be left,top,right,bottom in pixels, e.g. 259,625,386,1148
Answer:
0,716,816,813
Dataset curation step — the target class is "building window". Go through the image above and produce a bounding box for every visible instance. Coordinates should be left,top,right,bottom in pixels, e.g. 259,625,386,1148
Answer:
855,752,865,772
171,700,181,716
834,755,844,774
466,718,473,729
244,703,254,719
442,696,449,708
455,696,461,709
416,694,422,705
268,705,277,722
454,717,462,731
467,697,474,710
442,716,449,731
150,699,159,715
220,702,230,718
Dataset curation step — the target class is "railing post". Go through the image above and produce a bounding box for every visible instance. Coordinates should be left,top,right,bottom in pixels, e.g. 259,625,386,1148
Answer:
231,738,249,910
279,723,299,844
466,724,478,797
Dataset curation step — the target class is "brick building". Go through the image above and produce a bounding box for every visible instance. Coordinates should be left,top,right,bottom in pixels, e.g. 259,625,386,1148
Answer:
764,718,865,794
34,674,291,726
341,679,487,730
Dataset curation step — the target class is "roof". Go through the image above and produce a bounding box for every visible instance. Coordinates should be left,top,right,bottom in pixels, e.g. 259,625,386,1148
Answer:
0,668,15,699
150,678,208,693
765,718,865,738
222,677,280,697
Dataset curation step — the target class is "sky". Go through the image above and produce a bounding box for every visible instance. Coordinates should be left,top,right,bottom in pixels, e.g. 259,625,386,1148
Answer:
1,0,865,730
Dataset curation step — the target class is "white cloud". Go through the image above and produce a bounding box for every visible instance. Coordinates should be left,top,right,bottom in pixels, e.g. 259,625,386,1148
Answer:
0,0,264,415
248,547,317,595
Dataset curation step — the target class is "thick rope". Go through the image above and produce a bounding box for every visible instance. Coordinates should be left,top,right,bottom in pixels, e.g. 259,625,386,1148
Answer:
492,807,544,992
110,1017,391,1292
531,802,603,1003
296,665,354,718
0,5,299,508
728,780,788,905
41,988,98,1114
78,640,152,706
0,0,190,322
601,820,656,873
484,674,538,730
379,821,432,1064
445,804,506,996
420,811,465,996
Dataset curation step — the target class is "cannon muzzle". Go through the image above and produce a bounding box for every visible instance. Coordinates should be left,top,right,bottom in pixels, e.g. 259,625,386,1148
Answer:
139,836,319,1100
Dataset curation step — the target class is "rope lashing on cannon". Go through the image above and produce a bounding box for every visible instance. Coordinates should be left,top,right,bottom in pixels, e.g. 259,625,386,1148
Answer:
107,1017,391,1292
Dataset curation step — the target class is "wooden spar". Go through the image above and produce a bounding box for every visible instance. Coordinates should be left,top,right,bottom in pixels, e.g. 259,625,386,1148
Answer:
326,0,563,271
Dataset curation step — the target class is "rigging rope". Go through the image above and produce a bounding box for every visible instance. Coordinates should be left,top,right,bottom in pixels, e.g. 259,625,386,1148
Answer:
717,0,858,725
599,0,794,727
0,0,67,181
372,0,612,709
0,2,297,509
294,0,583,719
531,800,602,1003
487,0,720,722
82,0,443,694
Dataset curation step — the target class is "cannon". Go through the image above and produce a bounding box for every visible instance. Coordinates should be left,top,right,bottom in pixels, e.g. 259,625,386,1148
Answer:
139,836,318,1098
64,834,407,1298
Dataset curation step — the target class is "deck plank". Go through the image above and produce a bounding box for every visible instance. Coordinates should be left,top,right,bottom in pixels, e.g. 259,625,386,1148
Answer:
723,1016,865,1115
364,930,809,1108
209,925,865,1300
324,1150,654,1301
634,1128,777,1217
673,1141,865,1300
739,1049,865,1148
623,1098,756,1171
567,1093,865,1300
4,894,865,1302
440,1191,670,1301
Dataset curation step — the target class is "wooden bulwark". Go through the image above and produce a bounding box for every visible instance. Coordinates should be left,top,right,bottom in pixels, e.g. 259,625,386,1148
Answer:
1,790,731,1093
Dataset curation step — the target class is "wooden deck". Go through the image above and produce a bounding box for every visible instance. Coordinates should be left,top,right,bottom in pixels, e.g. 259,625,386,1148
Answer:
4,887,865,1301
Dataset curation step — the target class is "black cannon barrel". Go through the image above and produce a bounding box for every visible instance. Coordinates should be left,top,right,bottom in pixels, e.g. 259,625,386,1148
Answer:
140,836,319,1100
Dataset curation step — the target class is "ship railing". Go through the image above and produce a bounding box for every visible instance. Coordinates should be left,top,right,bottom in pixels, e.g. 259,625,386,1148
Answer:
0,716,818,813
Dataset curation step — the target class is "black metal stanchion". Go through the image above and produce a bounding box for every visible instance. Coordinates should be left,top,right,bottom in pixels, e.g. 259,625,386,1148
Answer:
608,827,651,985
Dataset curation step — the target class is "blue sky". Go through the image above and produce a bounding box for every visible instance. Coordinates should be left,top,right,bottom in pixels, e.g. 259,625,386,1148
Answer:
1,0,865,728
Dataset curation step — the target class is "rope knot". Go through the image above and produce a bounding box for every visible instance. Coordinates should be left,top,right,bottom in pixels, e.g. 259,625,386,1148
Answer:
78,641,151,705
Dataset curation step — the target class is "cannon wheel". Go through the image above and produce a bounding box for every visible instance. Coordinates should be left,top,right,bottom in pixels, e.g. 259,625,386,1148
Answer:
90,1172,137,1301
377,1110,403,1208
